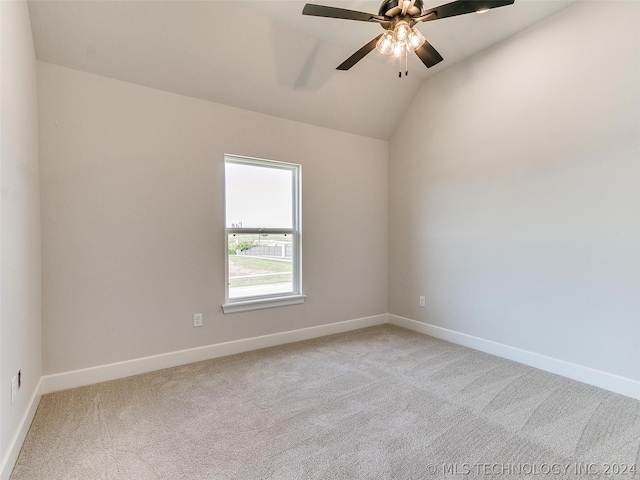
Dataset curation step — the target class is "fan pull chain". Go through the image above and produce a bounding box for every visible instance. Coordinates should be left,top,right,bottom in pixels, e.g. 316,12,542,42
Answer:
398,46,409,78
405,47,408,76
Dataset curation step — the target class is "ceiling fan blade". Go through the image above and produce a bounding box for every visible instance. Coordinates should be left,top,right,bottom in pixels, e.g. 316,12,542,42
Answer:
419,0,514,22
414,40,444,68
303,4,382,22
337,34,383,71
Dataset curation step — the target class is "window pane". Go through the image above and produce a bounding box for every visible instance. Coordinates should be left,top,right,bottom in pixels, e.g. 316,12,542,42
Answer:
228,233,293,299
225,163,293,229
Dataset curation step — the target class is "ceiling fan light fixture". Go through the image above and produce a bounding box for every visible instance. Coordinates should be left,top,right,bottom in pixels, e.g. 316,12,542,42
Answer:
377,22,425,57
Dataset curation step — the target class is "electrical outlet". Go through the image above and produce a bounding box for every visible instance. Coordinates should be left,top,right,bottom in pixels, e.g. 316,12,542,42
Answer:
11,376,17,404
419,296,425,307
193,313,203,327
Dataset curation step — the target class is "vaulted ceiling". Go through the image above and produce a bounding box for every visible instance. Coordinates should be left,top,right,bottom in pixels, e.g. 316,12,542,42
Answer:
28,0,579,139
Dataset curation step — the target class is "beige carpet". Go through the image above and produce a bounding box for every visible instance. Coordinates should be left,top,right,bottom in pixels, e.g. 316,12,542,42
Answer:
11,325,640,479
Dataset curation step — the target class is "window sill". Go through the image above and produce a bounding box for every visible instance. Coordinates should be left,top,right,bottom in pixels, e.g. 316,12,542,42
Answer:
222,294,306,314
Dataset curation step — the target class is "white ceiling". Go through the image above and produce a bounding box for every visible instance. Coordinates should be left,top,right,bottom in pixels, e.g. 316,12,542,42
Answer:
28,0,579,139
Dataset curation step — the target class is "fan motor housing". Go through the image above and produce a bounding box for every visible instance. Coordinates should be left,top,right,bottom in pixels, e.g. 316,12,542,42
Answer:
378,0,424,16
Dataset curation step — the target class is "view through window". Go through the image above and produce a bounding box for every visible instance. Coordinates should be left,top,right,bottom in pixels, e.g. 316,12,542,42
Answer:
225,155,301,302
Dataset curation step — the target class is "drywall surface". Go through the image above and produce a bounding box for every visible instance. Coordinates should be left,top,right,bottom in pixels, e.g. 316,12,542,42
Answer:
389,0,640,381
0,0,42,469
38,62,388,374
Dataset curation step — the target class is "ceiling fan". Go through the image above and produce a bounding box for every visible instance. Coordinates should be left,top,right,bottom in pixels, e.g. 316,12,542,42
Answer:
302,0,515,76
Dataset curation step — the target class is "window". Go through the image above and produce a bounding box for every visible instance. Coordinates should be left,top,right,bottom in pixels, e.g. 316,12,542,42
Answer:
222,155,304,313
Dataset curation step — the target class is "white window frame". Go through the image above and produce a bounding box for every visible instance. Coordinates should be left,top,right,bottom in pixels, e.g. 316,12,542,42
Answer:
222,154,304,314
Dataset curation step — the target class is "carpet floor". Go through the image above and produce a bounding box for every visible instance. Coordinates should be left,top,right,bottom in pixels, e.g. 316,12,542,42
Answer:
11,325,640,479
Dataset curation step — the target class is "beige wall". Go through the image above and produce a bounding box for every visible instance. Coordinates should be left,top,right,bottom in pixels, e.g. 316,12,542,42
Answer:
38,62,388,375
0,0,42,468
389,1,640,380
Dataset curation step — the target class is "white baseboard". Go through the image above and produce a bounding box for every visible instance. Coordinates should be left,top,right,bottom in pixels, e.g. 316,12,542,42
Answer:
40,312,640,399
41,314,388,394
388,314,640,400
0,379,42,480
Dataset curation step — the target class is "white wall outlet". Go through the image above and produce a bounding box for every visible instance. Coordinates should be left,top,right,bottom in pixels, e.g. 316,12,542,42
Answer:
193,313,203,327
11,376,18,404
419,296,425,307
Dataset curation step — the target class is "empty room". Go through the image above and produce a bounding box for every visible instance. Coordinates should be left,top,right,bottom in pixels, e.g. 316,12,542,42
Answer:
1,0,639,478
